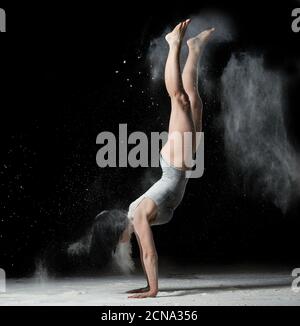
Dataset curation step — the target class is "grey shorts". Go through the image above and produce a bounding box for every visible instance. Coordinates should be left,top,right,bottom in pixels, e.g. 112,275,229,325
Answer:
128,155,188,226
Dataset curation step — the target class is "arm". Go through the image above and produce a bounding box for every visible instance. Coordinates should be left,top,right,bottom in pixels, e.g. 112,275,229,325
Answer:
129,215,158,298
126,238,150,293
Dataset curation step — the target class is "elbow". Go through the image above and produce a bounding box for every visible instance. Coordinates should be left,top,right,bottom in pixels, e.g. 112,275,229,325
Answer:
143,251,158,262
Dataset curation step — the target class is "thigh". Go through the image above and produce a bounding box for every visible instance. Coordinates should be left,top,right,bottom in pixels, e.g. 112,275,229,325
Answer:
168,98,195,134
161,99,195,167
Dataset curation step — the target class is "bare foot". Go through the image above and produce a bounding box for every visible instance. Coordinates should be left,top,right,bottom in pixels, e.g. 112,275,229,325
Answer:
128,290,158,299
126,286,149,294
165,19,191,46
187,27,215,53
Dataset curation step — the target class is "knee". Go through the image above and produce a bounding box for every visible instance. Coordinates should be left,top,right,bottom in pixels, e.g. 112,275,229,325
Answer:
172,91,190,109
189,94,202,108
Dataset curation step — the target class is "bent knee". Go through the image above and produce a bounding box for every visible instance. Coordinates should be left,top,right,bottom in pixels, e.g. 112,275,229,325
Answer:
172,92,190,109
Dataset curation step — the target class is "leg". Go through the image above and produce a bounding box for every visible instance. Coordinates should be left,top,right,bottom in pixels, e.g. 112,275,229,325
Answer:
161,20,196,169
164,20,189,99
182,28,215,133
128,198,158,299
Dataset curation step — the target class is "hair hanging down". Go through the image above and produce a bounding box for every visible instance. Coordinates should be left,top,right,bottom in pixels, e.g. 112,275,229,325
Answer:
37,210,130,275
89,209,129,268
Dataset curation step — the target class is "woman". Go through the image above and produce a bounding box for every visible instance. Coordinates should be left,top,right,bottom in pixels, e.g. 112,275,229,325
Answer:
123,20,215,298
54,21,214,282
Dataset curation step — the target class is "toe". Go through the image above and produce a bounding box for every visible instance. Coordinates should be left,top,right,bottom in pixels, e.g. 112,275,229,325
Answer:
175,22,182,30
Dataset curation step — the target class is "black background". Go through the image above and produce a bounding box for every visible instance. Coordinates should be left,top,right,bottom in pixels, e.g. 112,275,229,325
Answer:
1,1,300,277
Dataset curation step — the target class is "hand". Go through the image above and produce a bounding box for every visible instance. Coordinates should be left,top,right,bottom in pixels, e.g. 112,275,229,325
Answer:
126,286,149,294
128,290,158,299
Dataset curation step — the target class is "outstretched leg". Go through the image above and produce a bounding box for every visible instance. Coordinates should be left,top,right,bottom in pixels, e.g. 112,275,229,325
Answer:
164,20,189,99
161,20,196,169
182,28,215,133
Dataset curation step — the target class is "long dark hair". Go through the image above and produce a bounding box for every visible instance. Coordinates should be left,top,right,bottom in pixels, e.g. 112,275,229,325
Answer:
88,209,129,268
34,210,129,276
